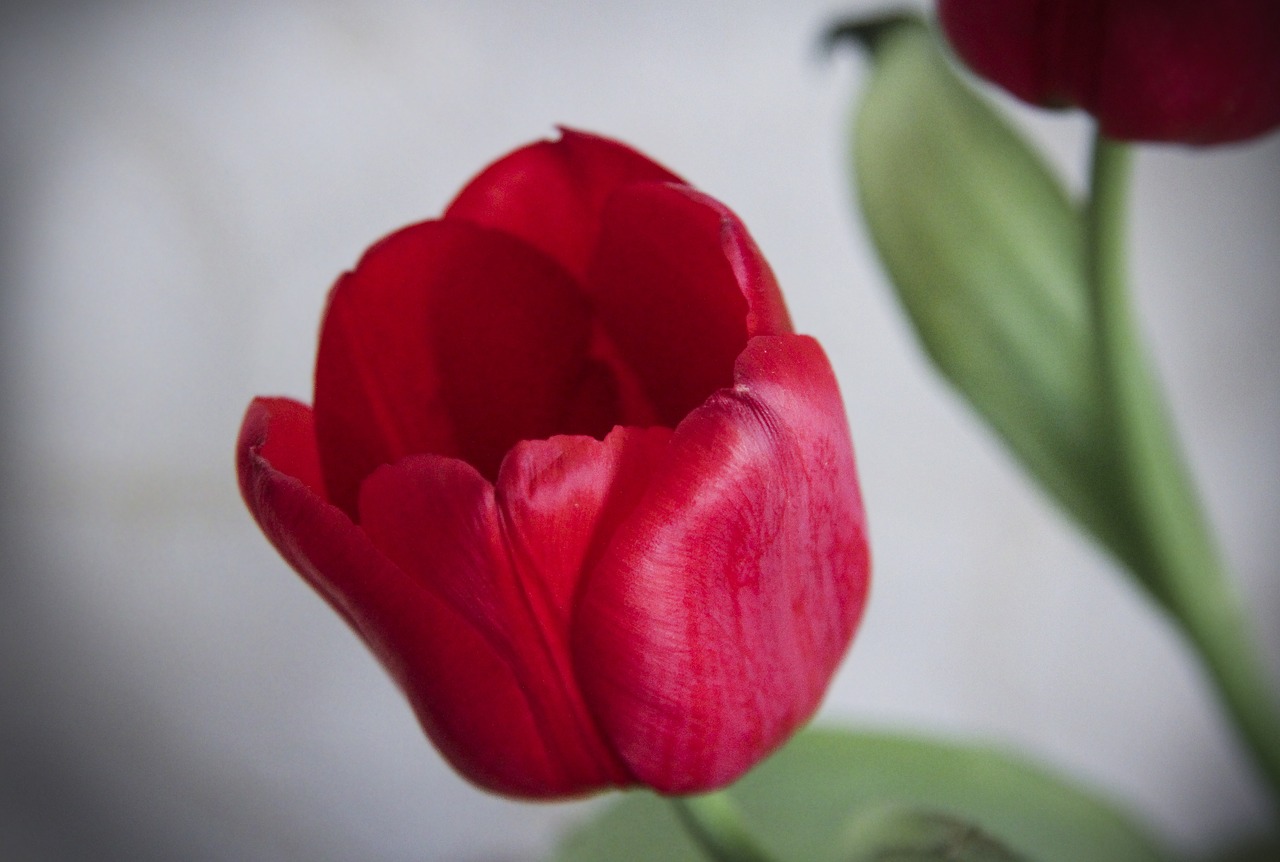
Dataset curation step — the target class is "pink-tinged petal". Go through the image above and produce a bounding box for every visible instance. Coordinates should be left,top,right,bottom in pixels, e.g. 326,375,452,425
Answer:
237,398,572,796
586,182,789,428
356,426,672,796
496,427,674,631
444,128,682,280
572,335,870,793
313,219,598,515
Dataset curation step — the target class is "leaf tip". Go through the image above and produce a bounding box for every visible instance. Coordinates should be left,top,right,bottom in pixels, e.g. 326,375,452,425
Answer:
822,9,923,60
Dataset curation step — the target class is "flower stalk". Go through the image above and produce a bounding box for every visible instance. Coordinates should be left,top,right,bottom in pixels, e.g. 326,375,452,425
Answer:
1084,131,1280,803
671,792,779,862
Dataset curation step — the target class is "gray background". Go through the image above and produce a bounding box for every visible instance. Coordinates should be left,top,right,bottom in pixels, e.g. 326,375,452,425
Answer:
3,1,1278,860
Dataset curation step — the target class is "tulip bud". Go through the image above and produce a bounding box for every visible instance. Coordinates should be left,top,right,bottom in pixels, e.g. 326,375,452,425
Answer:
238,130,870,798
938,0,1280,144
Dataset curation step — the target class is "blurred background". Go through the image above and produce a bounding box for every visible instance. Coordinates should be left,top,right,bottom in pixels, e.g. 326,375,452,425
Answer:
2,1,1278,860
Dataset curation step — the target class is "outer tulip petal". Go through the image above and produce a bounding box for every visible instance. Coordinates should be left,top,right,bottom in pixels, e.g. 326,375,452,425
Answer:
936,0,1057,107
586,182,790,428
314,219,598,515
357,427,672,796
1088,2,1280,142
572,335,870,793
445,128,682,280
237,398,571,796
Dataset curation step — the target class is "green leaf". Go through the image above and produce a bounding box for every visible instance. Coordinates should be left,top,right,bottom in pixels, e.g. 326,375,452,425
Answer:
838,19,1280,794
550,729,1169,862
844,18,1146,575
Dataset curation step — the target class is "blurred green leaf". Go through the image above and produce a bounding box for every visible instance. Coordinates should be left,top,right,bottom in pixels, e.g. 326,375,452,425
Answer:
550,729,1168,862
840,19,1280,793
838,18,1280,796
843,18,1148,576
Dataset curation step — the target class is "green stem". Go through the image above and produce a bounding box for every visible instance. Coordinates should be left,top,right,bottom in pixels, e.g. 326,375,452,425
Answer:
670,792,778,862
1085,131,1280,806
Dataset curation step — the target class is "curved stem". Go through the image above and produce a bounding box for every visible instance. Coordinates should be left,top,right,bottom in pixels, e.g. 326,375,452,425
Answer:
1086,131,1280,805
670,792,779,862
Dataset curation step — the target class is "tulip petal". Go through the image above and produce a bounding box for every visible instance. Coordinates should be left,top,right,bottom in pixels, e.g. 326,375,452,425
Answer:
572,335,870,793
357,427,673,796
716,197,793,338
237,398,574,796
938,0,1280,144
445,128,682,281
496,427,673,632
586,182,791,428
313,219,600,515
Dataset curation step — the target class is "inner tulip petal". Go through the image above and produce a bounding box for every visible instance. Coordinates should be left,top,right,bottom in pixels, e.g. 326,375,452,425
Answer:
586,182,759,427
572,335,870,793
314,219,602,515
444,128,682,281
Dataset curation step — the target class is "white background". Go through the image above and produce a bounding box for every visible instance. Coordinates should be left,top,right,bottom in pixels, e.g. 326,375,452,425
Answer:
2,2,1278,860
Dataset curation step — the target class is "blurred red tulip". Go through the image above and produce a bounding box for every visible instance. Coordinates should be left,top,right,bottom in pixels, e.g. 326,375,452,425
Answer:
938,0,1280,143
237,130,870,797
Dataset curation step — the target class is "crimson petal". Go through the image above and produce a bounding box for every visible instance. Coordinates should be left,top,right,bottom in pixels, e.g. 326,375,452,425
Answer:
939,0,1280,144
716,196,793,338
586,182,791,428
358,427,673,796
237,398,572,796
444,128,682,281
572,335,870,793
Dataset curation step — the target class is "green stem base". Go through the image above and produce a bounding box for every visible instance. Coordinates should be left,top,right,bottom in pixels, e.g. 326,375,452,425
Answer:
671,792,778,862
1086,132,1280,807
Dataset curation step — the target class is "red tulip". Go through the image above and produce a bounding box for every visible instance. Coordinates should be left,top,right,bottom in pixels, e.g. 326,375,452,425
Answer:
237,130,870,798
938,0,1280,144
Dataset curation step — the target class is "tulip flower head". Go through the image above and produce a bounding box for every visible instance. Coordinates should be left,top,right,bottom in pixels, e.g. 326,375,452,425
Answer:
938,0,1280,144
237,130,870,798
